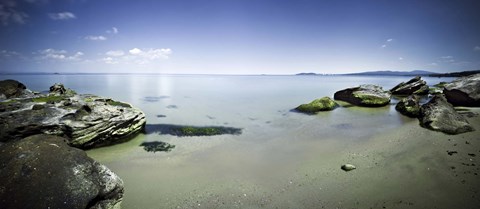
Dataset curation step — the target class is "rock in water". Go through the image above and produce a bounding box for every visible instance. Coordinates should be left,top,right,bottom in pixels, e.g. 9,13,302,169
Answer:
341,164,356,171
295,96,338,113
334,84,391,107
443,73,480,107
0,79,27,99
419,95,474,134
0,81,146,148
390,76,427,95
0,134,124,209
395,95,421,117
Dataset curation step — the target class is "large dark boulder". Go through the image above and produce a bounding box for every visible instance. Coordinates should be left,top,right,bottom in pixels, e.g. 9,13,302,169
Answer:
0,82,146,148
419,95,474,134
295,96,338,113
395,95,421,117
443,74,480,107
390,76,427,95
0,134,124,209
0,79,27,99
334,84,391,107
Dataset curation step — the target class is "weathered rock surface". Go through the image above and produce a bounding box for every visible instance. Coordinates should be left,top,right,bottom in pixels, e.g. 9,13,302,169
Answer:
419,95,474,134
334,84,391,107
443,73,480,107
0,79,27,99
295,96,338,113
0,80,146,148
390,76,427,95
0,134,124,209
395,95,421,117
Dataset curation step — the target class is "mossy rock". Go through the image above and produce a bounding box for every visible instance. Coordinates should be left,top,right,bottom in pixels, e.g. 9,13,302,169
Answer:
413,85,429,95
173,126,242,136
295,97,338,113
334,84,391,107
395,95,420,117
32,95,65,103
140,141,175,153
106,99,132,108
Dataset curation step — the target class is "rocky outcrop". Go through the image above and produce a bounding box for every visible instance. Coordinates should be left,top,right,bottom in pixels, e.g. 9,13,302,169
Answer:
443,74,480,107
0,134,124,209
0,80,146,148
334,84,391,107
419,95,474,134
395,95,421,117
295,97,338,113
390,76,427,95
0,79,27,99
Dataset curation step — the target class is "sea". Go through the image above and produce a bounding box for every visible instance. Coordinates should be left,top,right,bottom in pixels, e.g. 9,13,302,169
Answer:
3,74,468,208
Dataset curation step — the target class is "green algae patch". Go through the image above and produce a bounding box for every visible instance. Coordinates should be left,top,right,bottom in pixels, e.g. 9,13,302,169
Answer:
32,95,65,103
352,92,390,106
144,124,242,137
295,97,338,113
140,141,175,153
106,100,132,108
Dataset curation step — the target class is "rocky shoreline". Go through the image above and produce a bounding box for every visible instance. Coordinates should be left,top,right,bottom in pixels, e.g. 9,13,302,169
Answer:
0,80,146,209
295,74,480,135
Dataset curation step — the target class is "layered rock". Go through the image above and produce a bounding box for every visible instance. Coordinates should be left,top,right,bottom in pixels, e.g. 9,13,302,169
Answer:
443,73,480,107
419,95,474,134
390,76,427,95
0,81,146,148
295,96,338,113
0,134,124,209
395,95,421,117
333,84,391,107
0,79,28,99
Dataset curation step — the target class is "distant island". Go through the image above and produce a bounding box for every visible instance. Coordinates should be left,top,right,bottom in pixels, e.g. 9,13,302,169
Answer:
295,69,480,77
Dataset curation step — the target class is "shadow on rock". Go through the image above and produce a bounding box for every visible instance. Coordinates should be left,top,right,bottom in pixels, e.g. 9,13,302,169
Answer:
145,124,242,137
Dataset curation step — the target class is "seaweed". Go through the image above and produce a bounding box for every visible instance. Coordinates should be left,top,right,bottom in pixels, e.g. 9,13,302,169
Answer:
145,124,242,137
140,141,175,153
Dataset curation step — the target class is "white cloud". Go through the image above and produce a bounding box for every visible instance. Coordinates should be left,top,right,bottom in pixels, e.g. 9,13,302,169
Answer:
441,56,453,59
0,2,29,26
387,38,394,42
37,48,83,61
381,44,387,48
102,57,118,64
0,49,20,57
106,27,119,34
129,48,142,55
429,62,438,66
106,50,124,56
85,35,107,41
474,46,480,51
398,57,403,61
48,12,76,20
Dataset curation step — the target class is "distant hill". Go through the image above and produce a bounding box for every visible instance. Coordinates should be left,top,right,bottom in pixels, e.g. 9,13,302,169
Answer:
427,70,480,77
344,70,437,76
295,72,318,76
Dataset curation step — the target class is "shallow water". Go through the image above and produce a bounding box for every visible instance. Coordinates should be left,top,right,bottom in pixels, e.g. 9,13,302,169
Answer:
5,74,480,208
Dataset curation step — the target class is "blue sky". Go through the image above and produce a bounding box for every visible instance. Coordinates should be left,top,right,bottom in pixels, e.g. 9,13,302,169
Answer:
1,0,480,74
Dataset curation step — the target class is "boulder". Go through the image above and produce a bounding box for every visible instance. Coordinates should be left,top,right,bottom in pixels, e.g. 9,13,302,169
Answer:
443,74,480,107
50,83,76,96
0,134,124,209
413,85,429,95
334,84,391,107
0,79,27,99
419,95,474,134
395,95,421,117
390,76,427,95
0,82,146,148
295,96,338,113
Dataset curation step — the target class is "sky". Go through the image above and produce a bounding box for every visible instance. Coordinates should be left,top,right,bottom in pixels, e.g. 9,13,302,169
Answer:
0,0,480,75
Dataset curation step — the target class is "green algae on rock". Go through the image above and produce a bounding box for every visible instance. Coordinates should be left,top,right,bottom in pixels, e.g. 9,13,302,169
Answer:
334,84,391,107
295,97,338,113
395,95,421,117
140,141,176,153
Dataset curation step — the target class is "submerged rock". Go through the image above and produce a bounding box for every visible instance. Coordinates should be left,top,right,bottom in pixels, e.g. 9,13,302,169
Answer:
0,134,124,209
334,84,391,107
341,164,356,172
295,96,338,113
443,73,480,107
0,81,146,148
395,95,421,117
419,95,474,134
390,76,427,95
140,141,175,152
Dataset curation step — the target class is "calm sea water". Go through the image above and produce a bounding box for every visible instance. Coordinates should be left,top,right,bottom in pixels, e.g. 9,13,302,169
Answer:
3,74,465,208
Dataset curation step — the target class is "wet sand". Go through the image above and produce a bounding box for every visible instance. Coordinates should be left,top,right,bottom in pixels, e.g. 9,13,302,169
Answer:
87,107,480,209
